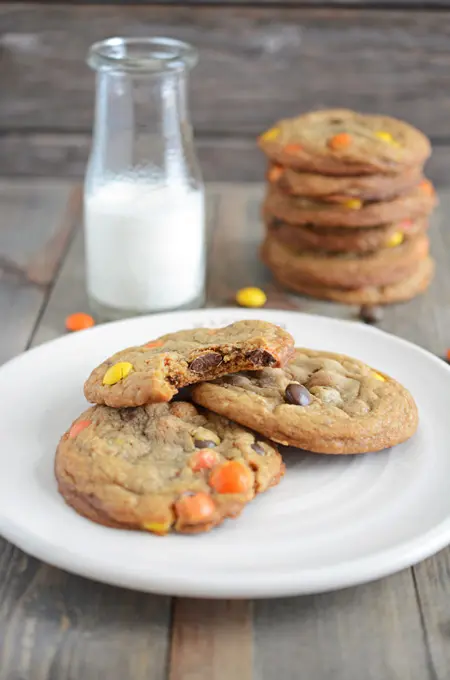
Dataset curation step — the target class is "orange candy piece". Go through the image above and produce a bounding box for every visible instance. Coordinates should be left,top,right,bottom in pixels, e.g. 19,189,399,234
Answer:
175,492,216,525
328,132,352,150
209,460,252,495
419,179,434,196
65,312,95,332
69,420,91,439
398,219,413,231
190,450,219,472
284,143,302,155
268,165,283,183
145,340,164,349
446,349,450,362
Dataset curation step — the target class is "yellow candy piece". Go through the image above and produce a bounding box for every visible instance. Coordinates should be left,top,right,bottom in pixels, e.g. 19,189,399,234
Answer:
371,371,386,382
142,520,172,536
375,131,400,147
386,231,404,248
260,127,280,142
236,287,267,308
103,361,133,386
343,199,362,210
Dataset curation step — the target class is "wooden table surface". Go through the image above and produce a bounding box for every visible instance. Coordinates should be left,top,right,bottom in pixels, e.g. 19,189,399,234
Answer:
1,179,450,680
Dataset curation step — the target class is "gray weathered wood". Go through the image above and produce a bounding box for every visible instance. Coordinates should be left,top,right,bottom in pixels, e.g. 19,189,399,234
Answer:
169,599,253,680
2,4,450,138
1,132,449,188
254,573,432,680
0,179,77,363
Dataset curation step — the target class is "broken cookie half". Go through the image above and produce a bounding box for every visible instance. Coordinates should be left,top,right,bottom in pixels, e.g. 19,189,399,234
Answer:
84,320,294,407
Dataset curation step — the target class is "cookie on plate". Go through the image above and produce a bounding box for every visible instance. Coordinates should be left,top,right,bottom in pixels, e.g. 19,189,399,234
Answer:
191,349,418,454
56,401,284,535
258,109,431,176
263,181,436,229
84,320,295,408
265,256,434,305
261,233,429,289
267,164,423,203
266,215,429,254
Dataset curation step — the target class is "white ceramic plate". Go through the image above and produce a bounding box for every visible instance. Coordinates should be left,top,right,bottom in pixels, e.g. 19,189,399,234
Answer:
1,308,450,598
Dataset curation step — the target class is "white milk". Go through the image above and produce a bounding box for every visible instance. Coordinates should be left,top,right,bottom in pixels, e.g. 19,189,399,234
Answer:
84,180,205,312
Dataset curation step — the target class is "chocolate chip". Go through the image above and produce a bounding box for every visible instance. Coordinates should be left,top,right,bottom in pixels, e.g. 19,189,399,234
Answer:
120,408,138,421
194,439,217,449
189,352,222,373
251,442,265,455
247,349,276,367
285,383,312,406
359,305,384,325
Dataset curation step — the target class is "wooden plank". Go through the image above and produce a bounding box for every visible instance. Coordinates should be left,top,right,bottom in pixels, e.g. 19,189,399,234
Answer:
31,0,450,6
169,599,253,680
2,5,450,137
0,179,77,363
1,132,448,187
254,573,432,680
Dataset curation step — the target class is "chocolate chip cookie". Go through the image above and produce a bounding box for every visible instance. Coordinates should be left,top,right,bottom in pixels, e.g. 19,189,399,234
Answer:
270,256,434,305
258,109,431,176
266,216,429,254
84,321,295,408
267,164,423,203
191,349,418,454
263,181,436,229
261,233,429,289
55,401,284,535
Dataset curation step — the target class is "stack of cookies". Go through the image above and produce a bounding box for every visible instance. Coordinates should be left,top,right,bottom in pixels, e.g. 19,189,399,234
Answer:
258,109,437,305
55,321,418,536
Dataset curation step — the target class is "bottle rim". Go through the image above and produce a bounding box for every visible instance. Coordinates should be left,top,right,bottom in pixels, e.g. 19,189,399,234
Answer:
87,37,198,74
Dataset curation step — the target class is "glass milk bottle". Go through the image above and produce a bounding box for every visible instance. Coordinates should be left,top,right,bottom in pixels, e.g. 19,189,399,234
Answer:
85,37,205,320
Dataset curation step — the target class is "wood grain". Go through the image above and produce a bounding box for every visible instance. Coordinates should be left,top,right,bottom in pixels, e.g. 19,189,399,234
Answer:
254,574,432,680
0,179,76,363
1,132,449,187
169,599,252,680
2,4,450,138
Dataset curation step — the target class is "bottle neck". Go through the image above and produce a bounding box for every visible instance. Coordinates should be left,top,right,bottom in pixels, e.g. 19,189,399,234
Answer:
89,67,198,185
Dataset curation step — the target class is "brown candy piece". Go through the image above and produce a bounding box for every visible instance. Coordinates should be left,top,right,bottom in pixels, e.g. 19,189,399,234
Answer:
194,439,217,449
189,352,223,373
359,305,384,325
285,383,312,406
247,349,276,366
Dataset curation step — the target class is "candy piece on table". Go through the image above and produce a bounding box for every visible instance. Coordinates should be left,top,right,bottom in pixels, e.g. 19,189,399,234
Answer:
359,305,384,325
446,349,450,363
209,461,252,494
102,362,134,386
328,132,352,150
66,312,95,332
236,287,267,308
